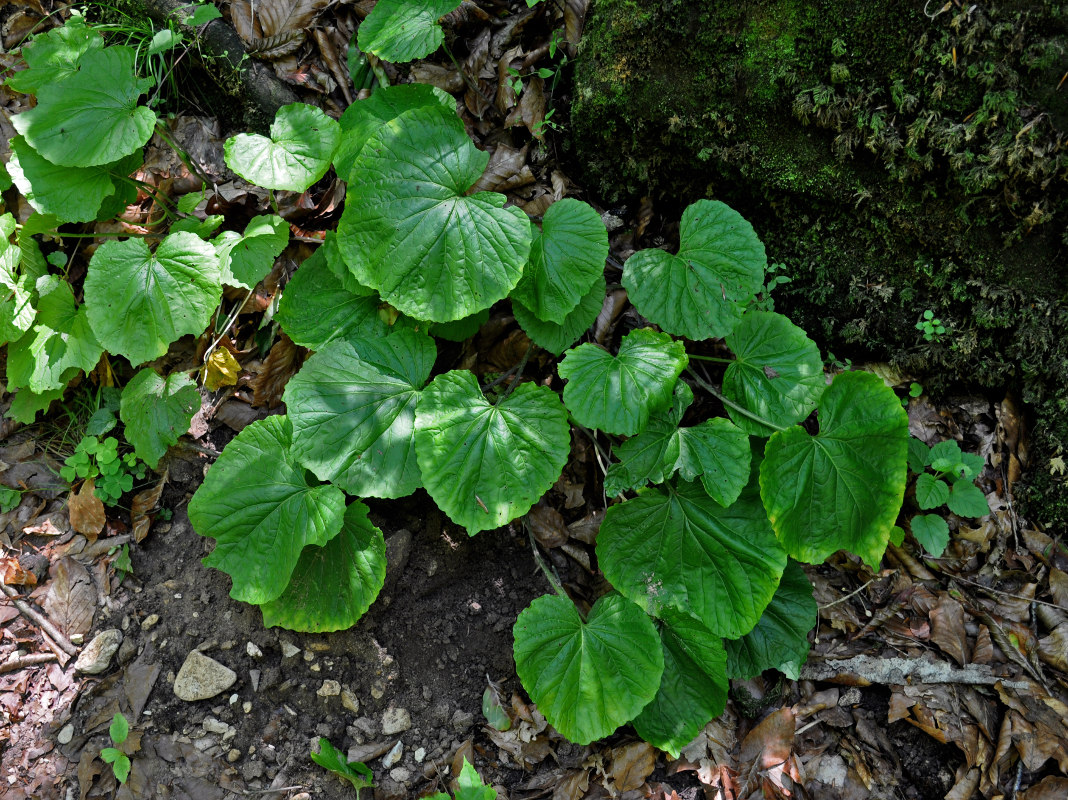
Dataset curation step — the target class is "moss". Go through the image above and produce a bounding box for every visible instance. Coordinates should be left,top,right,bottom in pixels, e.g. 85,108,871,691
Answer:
571,0,1068,525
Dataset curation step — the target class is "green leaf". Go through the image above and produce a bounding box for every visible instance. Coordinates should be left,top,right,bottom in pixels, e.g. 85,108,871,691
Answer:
760,370,909,568
188,416,346,604
224,103,340,192
286,329,435,498
512,274,604,356
558,328,687,436
598,480,786,637
910,514,950,556
337,105,532,323
356,0,463,63
260,501,386,632
961,452,985,480
914,473,949,510
12,47,157,168
415,371,570,534
6,277,103,392
311,738,374,792
119,368,200,469
510,199,608,323
722,311,826,436
7,381,71,424
335,83,455,181
482,688,511,731
183,3,223,25
928,440,965,474
632,606,728,758
214,215,289,288
0,217,36,346
907,435,930,473
429,308,489,342
276,246,385,349
17,213,57,286
84,232,222,365
725,559,815,680
321,231,374,296
109,713,129,745
513,593,663,745
622,200,765,340
5,16,104,94
100,748,131,783
947,481,989,518
455,758,497,800
147,29,182,56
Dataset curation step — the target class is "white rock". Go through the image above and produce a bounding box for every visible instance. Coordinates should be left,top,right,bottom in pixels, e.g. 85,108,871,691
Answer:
203,717,229,735
317,680,341,697
381,741,404,768
193,736,216,752
246,642,263,658
141,614,160,631
74,630,123,675
57,724,74,745
280,640,301,659
173,651,237,701
390,767,411,783
242,701,252,713
381,707,411,735
341,688,359,713
414,747,426,763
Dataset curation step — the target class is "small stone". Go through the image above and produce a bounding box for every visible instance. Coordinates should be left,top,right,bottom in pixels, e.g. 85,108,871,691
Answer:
250,669,261,691
381,707,411,735
174,651,238,701
227,749,241,763
74,629,123,675
310,663,321,672
317,680,341,697
69,633,84,645
229,694,239,705
449,710,474,731
203,717,229,735
381,741,404,768
414,747,426,763
341,688,359,714
141,614,160,631
193,736,216,752
384,529,412,590
242,760,264,780
370,680,386,700
422,685,432,702
389,767,411,784
246,642,263,659
280,641,301,659
303,650,315,662
242,701,252,713
292,794,311,800
57,724,74,745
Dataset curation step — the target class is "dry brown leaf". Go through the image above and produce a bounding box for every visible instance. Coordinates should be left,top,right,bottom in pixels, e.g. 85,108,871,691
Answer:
929,593,969,666
564,0,590,56
44,557,95,639
1020,776,1068,799
258,0,326,36
464,27,491,76
495,45,522,114
250,334,304,407
77,747,103,800
1038,624,1068,672
1050,568,1068,608
505,75,546,138
410,62,465,93
314,27,352,105
450,738,474,781
247,30,305,60
68,480,106,540
469,143,534,195
0,556,36,586
130,472,168,544
551,769,590,800
527,504,568,548
203,346,242,392
608,741,655,792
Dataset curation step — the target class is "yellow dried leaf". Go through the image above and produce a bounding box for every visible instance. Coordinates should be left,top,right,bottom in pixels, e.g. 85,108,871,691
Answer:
203,347,241,392
68,479,106,540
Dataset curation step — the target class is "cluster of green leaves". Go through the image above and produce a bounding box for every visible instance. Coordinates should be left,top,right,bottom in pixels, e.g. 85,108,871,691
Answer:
906,437,988,556
100,713,131,784
59,435,146,505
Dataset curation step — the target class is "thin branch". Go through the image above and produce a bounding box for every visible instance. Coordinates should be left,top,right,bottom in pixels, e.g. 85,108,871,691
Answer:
949,573,1067,612
0,584,79,657
494,343,534,404
818,577,877,610
0,652,57,674
685,367,787,432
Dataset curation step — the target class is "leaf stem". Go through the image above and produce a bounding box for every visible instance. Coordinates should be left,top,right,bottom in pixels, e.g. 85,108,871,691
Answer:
688,354,734,365
525,521,584,620
684,366,787,432
491,343,534,404
153,123,212,187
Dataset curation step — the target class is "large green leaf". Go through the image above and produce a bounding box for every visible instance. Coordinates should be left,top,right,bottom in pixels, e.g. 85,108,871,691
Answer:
84,232,222,365
558,328,687,436
598,480,786,638
910,514,950,556
760,370,909,568
276,246,385,349
632,607,728,758
322,231,374,296
725,559,815,680
415,371,570,534
5,16,104,94
334,83,455,181
214,215,289,288
356,0,462,63
224,103,340,192
12,47,156,168
510,199,608,324
286,329,435,498
622,200,765,341
188,416,346,605
7,380,73,424
260,501,386,632
0,214,36,346
337,105,532,323
513,274,604,356
119,367,200,469
6,277,102,392
513,593,663,745
722,311,826,436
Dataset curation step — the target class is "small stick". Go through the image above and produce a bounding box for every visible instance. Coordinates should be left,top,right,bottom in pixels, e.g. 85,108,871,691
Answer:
819,577,877,610
0,652,57,674
0,585,79,657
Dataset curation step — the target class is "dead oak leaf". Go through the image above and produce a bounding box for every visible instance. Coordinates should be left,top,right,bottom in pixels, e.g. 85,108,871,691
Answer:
608,741,655,792
68,479,106,540
0,557,36,587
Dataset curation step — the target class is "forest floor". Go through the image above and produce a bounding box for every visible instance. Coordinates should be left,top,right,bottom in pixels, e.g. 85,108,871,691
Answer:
1,1,1067,799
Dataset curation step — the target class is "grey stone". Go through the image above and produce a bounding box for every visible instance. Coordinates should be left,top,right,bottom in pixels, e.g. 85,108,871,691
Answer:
203,717,229,735
57,724,74,745
193,736,216,752
246,642,263,659
413,747,426,763
381,707,411,735
449,710,474,731
250,669,261,691
174,651,238,701
141,614,160,631
317,680,341,697
389,767,411,783
280,640,300,659
384,529,412,589
381,741,403,768
74,629,123,675
242,760,264,780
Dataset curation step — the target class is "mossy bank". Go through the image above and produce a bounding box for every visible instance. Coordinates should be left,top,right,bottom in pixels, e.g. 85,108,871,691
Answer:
572,0,1068,525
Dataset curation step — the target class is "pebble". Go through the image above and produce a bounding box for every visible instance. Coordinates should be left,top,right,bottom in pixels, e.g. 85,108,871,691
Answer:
414,747,426,763
193,736,216,752
227,749,241,763
341,688,359,714
384,529,412,590
174,651,238,701
370,680,386,700
242,702,252,713
317,680,341,697
280,641,301,659
449,710,474,731
74,630,123,675
57,724,74,745
246,642,263,659
381,741,404,768
203,717,229,735
141,614,160,631
389,767,411,783
381,707,411,735
250,669,261,691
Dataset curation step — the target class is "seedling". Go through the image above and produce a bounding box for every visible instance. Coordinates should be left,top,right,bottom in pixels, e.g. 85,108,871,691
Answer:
907,436,988,555
425,757,497,800
100,713,131,784
916,309,947,342
60,436,147,506
310,738,373,796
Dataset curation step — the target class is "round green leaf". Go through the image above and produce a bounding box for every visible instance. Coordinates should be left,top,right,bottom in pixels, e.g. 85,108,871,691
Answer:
722,311,827,436
599,480,787,638
510,199,608,323
356,0,462,63
322,231,374,296
513,593,663,745
12,47,156,168
119,367,200,469
415,371,570,534
224,103,340,192
947,481,989,518
914,473,949,510
285,329,436,499
622,200,765,341
276,246,386,349
5,16,104,94
84,232,222,366
760,370,909,568
214,215,289,288
910,513,950,555
260,501,386,632
337,106,532,323
725,559,816,680
188,416,346,604
604,383,691,497
513,274,605,356
632,606,728,758
558,328,687,436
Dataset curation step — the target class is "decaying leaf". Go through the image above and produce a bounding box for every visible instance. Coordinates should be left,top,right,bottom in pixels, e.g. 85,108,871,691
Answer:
929,593,968,666
68,479,106,539
203,346,242,392
250,333,303,407
505,75,546,137
247,31,305,60
527,504,568,548
44,556,95,639
608,741,655,792
0,556,36,586
469,143,534,195
130,471,168,544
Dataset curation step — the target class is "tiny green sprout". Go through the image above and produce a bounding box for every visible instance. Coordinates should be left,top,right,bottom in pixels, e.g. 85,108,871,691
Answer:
915,309,947,342
310,738,373,796
909,382,923,398
100,712,132,784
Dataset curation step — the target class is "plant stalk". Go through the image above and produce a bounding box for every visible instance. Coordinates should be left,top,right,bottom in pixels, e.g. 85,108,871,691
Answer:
685,366,787,432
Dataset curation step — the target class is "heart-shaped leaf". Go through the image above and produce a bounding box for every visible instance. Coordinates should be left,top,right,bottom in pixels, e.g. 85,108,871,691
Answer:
213,215,289,288
224,103,340,192
513,593,663,745
356,0,463,63
5,16,104,94
513,274,604,356
760,370,909,568
910,514,950,555
915,473,949,510
947,481,989,518
415,371,570,534
188,416,346,604
119,367,200,469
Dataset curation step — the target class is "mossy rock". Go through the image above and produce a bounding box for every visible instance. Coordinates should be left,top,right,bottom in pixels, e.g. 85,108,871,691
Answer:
572,0,1068,525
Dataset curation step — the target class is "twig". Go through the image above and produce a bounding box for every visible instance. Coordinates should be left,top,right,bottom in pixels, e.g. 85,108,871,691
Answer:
0,585,79,657
800,654,1031,689
949,574,1067,612
0,652,57,674
818,577,877,610
684,367,787,432
526,521,580,617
